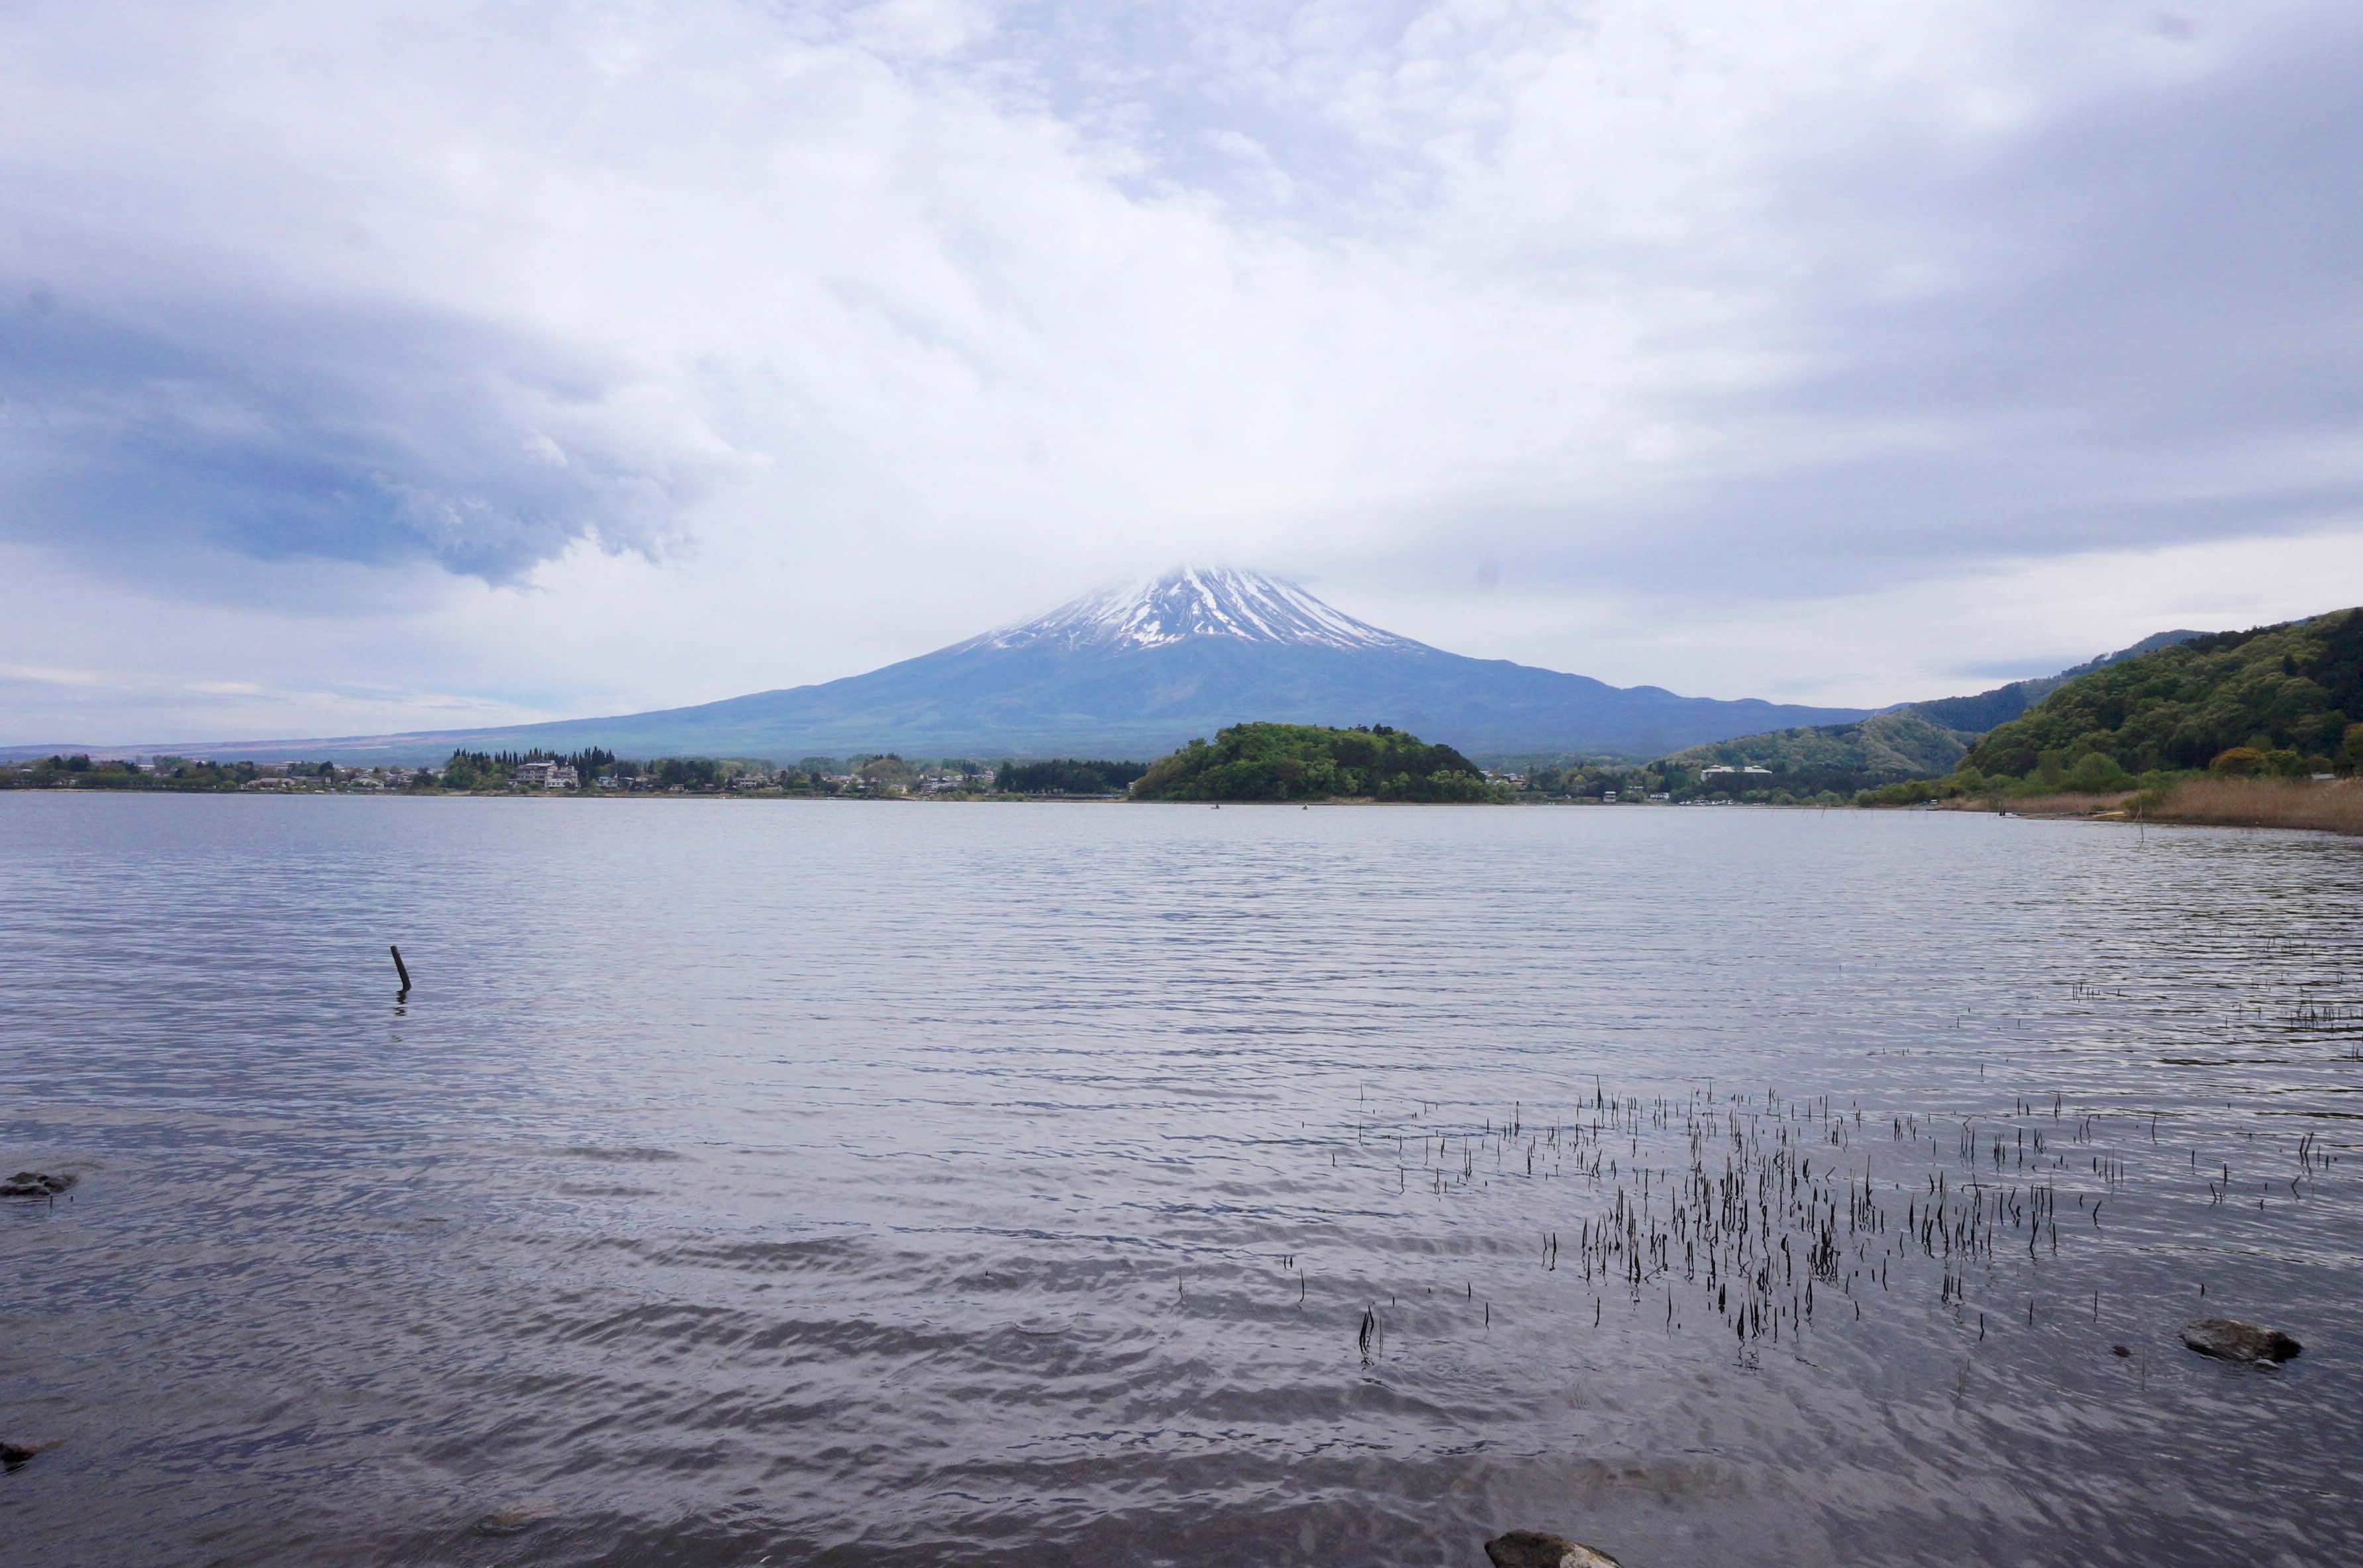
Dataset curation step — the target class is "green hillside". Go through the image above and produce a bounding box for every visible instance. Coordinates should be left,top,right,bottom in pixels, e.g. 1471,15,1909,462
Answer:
1656,629,2206,783
1130,722,1499,802
1667,709,1976,777
1965,608,2363,779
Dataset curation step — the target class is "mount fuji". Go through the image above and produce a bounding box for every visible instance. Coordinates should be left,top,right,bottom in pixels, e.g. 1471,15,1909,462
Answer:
89,569,1871,763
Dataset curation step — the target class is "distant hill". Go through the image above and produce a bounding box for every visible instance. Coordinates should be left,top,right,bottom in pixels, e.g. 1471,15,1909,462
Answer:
1666,709,1980,778
15,569,1870,765
1656,629,2210,779
1911,629,2205,732
1130,722,1495,802
1966,608,2363,777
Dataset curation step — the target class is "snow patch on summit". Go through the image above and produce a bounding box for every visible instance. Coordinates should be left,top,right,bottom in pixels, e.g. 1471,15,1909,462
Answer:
972,568,1425,654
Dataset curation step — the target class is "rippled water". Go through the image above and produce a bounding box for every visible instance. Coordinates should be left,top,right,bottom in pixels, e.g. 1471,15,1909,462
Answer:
4,795,2361,1567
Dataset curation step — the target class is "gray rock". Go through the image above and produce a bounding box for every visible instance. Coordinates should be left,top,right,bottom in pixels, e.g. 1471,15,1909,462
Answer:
0,1171,75,1199
470,1508,539,1537
1485,1530,1625,1568
2180,1318,2301,1364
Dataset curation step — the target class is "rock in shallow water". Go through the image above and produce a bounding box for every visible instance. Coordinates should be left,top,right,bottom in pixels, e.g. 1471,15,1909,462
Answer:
1,1441,39,1471
1485,1529,1625,1568
2180,1318,2301,1363
0,1171,75,1198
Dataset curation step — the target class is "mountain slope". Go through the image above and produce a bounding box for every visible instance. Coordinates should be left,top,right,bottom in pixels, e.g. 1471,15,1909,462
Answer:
23,569,1872,764
1965,608,2363,777
1654,628,2212,777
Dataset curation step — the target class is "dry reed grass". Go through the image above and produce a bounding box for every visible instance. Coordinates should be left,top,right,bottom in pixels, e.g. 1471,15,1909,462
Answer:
2148,776,2363,836
1983,791,2135,819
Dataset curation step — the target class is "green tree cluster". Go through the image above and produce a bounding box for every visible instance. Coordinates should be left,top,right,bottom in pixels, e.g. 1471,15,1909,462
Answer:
1129,723,1501,803
438,750,505,790
0,755,258,791
432,746,623,790
1523,764,1591,795
655,756,725,790
852,754,915,789
995,758,1148,795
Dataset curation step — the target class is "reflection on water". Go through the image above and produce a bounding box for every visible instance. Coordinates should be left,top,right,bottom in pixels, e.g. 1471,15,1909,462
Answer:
2,795,2360,1567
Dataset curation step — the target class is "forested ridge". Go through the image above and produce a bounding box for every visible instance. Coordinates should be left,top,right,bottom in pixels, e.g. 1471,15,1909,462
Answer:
1965,608,2363,780
1665,709,1975,779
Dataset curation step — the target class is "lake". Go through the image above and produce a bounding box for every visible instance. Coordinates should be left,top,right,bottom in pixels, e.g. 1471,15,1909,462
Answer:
3,795,2359,1567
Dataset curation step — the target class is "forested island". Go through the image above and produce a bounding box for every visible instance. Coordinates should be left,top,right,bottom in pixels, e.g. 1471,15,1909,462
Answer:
1127,723,1500,802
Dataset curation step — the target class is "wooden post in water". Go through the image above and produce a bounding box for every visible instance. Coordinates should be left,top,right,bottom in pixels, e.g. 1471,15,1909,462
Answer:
390,944,411,992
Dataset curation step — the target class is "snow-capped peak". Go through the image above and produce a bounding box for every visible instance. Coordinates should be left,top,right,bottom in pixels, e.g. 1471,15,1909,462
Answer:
974,568,1425,654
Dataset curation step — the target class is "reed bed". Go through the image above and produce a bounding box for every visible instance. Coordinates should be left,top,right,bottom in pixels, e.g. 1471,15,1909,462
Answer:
1314,1038,2352,1371
1978,791,2135,818
1357,1088,2105,1359
2146,776,2363,836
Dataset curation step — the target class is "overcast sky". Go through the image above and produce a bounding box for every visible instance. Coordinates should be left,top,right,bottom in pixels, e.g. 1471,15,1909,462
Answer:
4,0,2360,744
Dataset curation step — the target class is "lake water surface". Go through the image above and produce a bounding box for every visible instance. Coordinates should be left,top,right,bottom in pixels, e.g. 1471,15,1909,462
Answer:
3,796,2360,1567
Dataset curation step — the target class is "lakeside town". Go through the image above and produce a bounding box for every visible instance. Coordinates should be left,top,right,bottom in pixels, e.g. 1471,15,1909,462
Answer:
0,750,994,798
0,747,1811,804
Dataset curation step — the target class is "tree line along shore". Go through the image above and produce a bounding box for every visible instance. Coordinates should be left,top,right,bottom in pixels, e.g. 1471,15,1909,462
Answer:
0,726,1497,803
0,724,1924,807
6,739,2356,834
5,723,2358,834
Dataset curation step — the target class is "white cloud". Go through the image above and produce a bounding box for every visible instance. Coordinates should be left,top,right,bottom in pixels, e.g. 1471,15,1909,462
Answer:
1358,525,2363,707
849,0,994,59
1,0,2358,742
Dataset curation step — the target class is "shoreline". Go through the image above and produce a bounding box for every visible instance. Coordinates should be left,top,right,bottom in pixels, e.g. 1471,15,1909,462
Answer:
1931,777,2363,838
11,779,2362,835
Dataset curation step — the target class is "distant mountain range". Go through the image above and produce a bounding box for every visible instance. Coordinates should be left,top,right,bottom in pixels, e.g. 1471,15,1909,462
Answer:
6,568,1874,765
1663,630,2209,777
